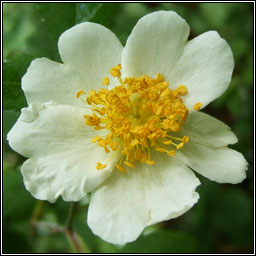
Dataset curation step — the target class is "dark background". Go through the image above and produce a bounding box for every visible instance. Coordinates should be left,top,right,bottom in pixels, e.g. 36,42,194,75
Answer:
3,2,254,253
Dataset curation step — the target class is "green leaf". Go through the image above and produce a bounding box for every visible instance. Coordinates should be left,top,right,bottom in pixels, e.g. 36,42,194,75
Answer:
3,4,35,57
211,187,253,248
3,167,36,220
3,226,30,253
119,230,197,253
3,53,34,111
200,3,232,28
33,233,70,253
179,178,254,253
35,3,76,42
76,3,119,27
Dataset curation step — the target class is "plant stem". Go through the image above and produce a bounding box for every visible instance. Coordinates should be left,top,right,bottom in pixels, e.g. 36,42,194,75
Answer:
30,200,45,239
65,202,91,253
66,202,78,230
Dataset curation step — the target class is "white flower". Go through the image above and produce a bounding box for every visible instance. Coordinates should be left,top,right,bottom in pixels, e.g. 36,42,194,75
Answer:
7,11,248,245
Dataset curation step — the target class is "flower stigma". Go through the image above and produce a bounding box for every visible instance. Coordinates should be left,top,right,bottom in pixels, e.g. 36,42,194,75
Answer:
77,65,202,173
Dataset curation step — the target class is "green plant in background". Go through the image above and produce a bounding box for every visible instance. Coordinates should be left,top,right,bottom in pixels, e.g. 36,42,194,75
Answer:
3,3,253,254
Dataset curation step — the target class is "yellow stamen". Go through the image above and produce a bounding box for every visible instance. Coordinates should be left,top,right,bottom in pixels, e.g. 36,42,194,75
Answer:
124,161,134,168
162,140,173,145
84,114,101,126
79,64,200,173
96,162,107,170
102,77,110,86
183,136,189,143
193,102,202,110
76,90,85,98
155,147,166,153
145,160,155,165
175,85,188,96
92,136,101,143
104,146,110,153
167,150,176,156
116,164,126,173
176,142,184,149
110,141,118,151
110,64,122,77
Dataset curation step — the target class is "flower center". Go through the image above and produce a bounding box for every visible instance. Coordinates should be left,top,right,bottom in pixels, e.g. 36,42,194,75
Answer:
77,64,201,173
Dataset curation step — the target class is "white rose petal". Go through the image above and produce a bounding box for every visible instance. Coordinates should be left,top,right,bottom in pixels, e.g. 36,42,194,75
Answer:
8,102,118,202
88,153,200,245
122,11,234,108
181,111,238,147
22,22,123,106
122,11,190,79
167,31,234,108
176,143,247,184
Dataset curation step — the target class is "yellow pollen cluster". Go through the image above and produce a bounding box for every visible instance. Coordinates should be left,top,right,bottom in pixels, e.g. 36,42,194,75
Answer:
79,65,202,173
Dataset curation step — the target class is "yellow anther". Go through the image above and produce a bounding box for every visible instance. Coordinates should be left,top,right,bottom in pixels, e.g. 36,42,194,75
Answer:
155,105,163,116
84,114,101,126
145,160,155,165
110,64,122,77
124,161,134,168
160,89,170,98
76,90,85,98
98,140,105,147
156,73,165,83
176,142,184,149
92,136,101,143
183,136,189,143
94,126,105,130
102,77,110,86
155,147,166,152
130,138,139,147
116,164,126,173
162,140,173,145
176,85,188,96
96,162,107,170
193,102,202,110
87,96,92,105
92,108,106,115
110,141,118,151
167,150,176,156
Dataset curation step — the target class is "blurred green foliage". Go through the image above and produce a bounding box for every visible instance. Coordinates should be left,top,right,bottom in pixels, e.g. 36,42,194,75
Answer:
3,53,33,111
3,2,254,253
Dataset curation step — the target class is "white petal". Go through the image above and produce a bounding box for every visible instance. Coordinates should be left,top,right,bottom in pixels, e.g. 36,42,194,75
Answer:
167,31,234,108
22,58,86,107
7,102,118,202
88,154,200,245
58,22,123,88
122,11,189,78
22,22,123,106
176,143,247,184
181,111,238,147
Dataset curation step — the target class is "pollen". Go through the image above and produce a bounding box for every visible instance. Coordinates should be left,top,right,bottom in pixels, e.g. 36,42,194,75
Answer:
78,65,201,173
